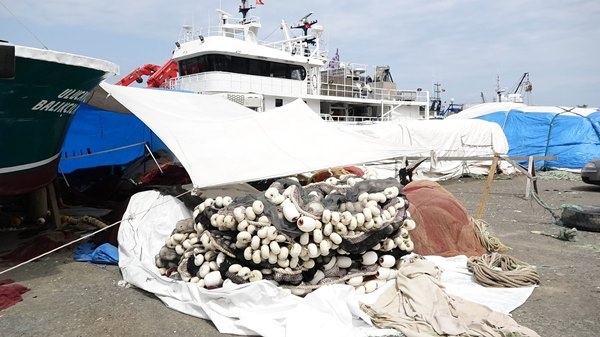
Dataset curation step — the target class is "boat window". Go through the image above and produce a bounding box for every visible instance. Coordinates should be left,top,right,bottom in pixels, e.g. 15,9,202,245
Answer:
230,56,247,74
209,55,230,71
248,58,268,76
179,62,188,76
270,62,287,78
290,66,306,80
178,53,306,80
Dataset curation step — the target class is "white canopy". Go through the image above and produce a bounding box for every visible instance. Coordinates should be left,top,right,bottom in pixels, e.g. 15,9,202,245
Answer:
99,83,425,188
346,118,511,180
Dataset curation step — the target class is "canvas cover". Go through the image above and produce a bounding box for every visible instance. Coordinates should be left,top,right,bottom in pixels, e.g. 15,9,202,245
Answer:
93,83,512,187
345,118,511,180
60,103,167,174
99,83,427,189
449,103,600,170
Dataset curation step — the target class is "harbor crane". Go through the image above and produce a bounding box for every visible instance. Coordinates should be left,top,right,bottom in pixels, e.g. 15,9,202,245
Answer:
511,72,533,95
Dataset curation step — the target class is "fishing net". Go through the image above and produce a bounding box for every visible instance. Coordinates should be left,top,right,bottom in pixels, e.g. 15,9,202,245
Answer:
155,175,417,296
403,180,488,257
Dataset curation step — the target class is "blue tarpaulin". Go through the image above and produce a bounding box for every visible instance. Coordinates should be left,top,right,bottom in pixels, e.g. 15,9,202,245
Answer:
59,103,167,174
451,103,600,170
73,242,119,265
478,109,600,169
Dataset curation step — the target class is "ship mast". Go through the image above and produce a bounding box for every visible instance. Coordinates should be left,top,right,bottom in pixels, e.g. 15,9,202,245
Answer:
239,0,253,20
291,13,317,36
495,74,504,102
291,12,318,49
433,82,442,101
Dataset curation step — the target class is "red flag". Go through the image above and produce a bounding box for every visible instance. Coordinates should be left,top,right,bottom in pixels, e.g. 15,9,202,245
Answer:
256,0,264,5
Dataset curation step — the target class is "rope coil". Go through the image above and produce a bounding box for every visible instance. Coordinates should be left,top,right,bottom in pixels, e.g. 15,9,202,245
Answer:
471,217,511,253
467,253,540,288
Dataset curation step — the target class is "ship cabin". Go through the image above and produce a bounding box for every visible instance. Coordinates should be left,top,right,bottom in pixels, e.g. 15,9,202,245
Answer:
168,8,430,122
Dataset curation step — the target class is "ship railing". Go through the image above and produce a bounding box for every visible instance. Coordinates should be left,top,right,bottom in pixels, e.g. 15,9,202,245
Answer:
262,34,323,57
177,21,326,60
168,72,305,97
320,114,387,123
177,15,313,51
317,63,428,102
177,25,303,54
178,25,247,43
316,80,427,103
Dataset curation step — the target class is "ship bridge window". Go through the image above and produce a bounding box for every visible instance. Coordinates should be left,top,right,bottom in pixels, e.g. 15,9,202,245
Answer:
230,56,248,74
270,62,288,78
248,58,269,76
178,54,306,80
291,68,305,80
208,54,230,71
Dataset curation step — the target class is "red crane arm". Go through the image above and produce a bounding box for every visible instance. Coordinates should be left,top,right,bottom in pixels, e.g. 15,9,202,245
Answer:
115,64,161,86
146,59,179,88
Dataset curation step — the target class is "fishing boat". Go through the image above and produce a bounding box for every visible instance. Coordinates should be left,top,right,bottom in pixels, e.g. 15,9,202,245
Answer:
0,41,119,197
116,0,430,122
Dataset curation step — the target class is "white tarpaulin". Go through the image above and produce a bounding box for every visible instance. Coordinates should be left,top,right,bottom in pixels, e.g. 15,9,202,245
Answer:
118,190,536,337
344,119,511,180
99,83,426,189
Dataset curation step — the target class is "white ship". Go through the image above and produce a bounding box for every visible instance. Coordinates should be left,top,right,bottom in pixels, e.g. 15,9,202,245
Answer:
161,0,430,122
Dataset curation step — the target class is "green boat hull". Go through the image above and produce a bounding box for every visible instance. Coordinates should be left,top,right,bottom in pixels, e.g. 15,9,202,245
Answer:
0,44,118,196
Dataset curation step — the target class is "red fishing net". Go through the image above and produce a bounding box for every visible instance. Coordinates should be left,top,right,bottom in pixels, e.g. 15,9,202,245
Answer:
404,180,487,257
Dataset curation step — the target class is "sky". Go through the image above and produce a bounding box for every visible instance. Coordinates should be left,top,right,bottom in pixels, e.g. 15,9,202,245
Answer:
2,0,599,108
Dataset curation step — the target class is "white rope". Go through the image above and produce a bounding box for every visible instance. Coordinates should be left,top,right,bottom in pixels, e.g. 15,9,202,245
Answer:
0,219,123,276
0,1,48,49
60,142,146,160
0,188,192,276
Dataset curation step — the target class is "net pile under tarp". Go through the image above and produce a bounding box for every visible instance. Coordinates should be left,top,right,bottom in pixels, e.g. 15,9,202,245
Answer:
154,176,418,295
404,180,488,257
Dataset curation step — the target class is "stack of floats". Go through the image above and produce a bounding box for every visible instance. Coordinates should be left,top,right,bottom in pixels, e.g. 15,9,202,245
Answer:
155,176,416,295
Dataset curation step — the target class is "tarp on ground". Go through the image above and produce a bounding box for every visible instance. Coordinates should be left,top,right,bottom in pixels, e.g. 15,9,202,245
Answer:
448,103,600,170
73,242,119,265
118,190,536,337
59,103,168,174
99,82,428,189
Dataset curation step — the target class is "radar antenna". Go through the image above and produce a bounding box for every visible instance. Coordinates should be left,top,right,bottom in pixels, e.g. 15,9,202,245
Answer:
239,0,253,20
291,12,317,36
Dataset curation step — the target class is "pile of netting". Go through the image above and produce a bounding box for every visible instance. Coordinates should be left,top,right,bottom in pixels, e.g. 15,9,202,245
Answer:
154,176,417,295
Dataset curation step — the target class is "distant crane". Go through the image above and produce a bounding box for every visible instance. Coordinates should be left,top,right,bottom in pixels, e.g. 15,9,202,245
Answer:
495,73,533,103
480,91,486,103
511,72,533,95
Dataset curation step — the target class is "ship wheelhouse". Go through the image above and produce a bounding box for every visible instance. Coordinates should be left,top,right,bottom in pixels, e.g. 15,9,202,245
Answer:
172,35,317,111
178,54,307,81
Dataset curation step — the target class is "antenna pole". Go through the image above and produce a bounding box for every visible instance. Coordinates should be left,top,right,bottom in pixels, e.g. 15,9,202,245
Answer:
433,82,441,100
239,0,253,20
